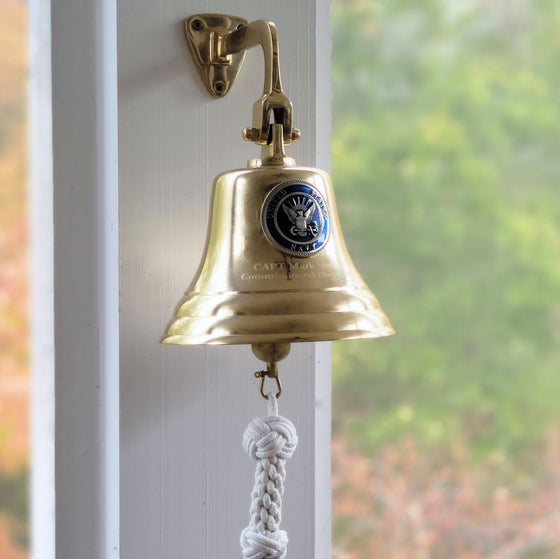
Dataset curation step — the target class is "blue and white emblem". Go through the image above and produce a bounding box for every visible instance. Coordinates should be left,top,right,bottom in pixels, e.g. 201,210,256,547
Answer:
260,179,330,257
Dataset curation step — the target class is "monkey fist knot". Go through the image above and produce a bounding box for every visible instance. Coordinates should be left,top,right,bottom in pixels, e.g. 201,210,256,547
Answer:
240,527,288,559
243,416,298,461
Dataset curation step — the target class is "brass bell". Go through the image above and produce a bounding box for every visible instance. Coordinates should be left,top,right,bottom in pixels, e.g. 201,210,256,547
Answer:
162,14,394,373
162,124,394,346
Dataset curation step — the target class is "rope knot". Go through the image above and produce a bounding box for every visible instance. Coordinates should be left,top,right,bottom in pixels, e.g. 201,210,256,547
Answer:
240,527,288,559
241,411,298,559
243,416,298,461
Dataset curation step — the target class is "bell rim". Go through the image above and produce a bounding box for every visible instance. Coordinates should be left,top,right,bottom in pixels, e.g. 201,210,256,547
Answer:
161,326,395,346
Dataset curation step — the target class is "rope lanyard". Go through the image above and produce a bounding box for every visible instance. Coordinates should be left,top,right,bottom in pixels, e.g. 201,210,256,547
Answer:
240,392,298,559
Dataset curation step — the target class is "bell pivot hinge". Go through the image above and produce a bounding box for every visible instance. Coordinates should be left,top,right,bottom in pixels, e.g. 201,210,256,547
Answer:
185,14,301,146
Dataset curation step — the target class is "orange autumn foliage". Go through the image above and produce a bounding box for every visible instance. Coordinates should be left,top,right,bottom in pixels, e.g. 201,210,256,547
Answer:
332,435,560,559
0,518,27,559
0,1,30,556
0,0,29,474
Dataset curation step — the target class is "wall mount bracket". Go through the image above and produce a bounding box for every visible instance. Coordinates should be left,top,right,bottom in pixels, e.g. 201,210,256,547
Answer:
185,13,301,146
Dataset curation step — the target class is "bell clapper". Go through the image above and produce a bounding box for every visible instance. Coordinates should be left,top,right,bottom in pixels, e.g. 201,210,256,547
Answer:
252,342,291,400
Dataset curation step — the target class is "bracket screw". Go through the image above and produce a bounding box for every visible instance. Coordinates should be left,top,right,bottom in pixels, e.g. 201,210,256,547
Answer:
213,81,226,94
191,19,203,31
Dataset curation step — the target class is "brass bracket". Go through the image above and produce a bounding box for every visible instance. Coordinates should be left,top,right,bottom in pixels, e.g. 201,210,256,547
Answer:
185,14,301,146
185,14,248,98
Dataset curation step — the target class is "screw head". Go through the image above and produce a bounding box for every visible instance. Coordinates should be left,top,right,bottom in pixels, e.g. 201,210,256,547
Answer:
191,19,203,31
213,81,226,95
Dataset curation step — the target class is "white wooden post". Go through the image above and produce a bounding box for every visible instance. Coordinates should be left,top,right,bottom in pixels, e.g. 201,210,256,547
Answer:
33,0,331,557
30,0,55,557
119,2,331,557
31,0,119,558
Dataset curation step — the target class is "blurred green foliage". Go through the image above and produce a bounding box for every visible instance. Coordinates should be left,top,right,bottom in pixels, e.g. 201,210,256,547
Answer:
331,0,560,473
0,469,29,550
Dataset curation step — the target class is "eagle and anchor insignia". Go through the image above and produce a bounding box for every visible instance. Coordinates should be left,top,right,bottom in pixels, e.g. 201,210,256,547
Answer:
260,179,330,257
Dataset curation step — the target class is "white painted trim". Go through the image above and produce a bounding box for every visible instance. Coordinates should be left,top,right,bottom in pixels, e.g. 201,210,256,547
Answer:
30,0,55,557
314,342,333,558
98,0,120,555
314,1,333,555
34,0,120,557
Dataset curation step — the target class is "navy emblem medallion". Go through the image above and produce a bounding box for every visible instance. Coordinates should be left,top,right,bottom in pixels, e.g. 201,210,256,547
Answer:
260,179,331,257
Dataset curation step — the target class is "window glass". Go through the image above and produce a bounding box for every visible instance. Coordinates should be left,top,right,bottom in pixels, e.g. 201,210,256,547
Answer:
331,1,560,557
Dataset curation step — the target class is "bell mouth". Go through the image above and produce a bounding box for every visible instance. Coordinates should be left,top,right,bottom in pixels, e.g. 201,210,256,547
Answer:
161,320,395,346
162,329,395,346
161,287,395,346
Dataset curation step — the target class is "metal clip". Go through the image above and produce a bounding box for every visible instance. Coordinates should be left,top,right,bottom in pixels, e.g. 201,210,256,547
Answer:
254,362,282,400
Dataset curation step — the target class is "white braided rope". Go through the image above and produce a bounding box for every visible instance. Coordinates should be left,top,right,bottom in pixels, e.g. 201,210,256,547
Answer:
240,394,298,559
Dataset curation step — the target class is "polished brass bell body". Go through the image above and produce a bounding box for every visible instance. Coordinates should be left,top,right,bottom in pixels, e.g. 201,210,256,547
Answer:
162,14,394,357
162,125,394,346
